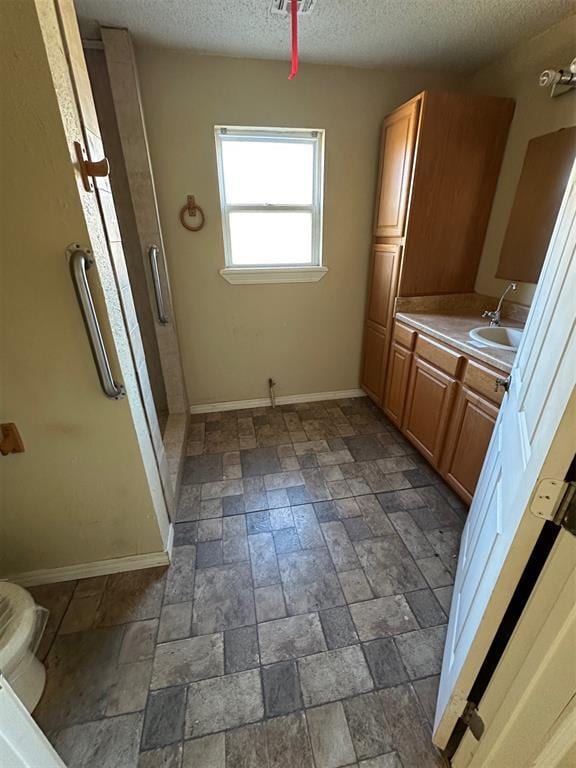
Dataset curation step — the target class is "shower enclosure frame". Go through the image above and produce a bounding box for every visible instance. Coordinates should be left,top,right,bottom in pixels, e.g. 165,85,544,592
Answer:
87,27,189,506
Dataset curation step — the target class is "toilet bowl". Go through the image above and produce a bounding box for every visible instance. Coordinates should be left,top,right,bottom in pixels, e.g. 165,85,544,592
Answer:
0,582,47,712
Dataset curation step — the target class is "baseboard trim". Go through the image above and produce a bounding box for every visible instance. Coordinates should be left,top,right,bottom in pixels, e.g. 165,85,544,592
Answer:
189,388,365,415
5,544,172,588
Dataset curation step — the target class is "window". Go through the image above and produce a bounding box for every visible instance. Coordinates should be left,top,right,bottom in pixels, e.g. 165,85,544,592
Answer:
215,126,326,284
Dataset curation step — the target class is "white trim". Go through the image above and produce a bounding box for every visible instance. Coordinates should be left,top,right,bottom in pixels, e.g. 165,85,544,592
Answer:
220,266,328,284
189,388,365,414
4,534,174,587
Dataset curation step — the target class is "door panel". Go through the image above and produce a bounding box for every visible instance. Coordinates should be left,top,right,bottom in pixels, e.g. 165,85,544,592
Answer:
441,387,499,503
0,0,168,579
384,341,412,427
361,245,401,404
100,26,188,416
367,245,398,328
362,325,387,403
403,357,457,466
434,162,576,748
374,99,420,237
85,47,168,421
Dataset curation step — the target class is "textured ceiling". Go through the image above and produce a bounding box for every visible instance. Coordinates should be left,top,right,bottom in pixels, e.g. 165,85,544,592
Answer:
75,0,575,72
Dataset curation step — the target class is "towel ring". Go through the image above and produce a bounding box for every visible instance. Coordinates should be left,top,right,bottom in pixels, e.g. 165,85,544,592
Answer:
180,194,205,232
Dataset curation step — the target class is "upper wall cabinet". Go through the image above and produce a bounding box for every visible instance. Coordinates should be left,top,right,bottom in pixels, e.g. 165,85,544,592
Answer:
398,92,515,296
373,100,420,238
497,127,576,284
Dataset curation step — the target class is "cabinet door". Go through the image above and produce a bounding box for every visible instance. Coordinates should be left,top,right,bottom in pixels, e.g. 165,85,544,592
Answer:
374,98,420,238
441,386,499,504
361,325,387,403
384,341,412,427
361,245,401,404
403,357,457,466
366,244,399,327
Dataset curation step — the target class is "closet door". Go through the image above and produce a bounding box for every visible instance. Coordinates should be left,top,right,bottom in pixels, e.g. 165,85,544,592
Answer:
374,98,420,238
361,245,400,403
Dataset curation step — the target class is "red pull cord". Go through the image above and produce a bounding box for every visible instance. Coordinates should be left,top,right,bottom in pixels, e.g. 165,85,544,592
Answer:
288,0,298,80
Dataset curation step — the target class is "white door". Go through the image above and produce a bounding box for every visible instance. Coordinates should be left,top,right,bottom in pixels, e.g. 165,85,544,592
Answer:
0,676,65,768
452,525,576,767
433,163,576,747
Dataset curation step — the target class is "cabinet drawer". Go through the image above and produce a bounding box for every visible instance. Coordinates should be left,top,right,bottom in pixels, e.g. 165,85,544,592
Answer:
393,322,416,350
415,334,462,377
463,360,506,405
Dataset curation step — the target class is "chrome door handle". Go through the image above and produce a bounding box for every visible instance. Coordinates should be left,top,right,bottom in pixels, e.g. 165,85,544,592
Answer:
69,247,125,400
149,245,169,324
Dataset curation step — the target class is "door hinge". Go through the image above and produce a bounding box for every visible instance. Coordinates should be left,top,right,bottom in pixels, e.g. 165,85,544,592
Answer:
73,141,110,192
530,478,568,521
553,482,576,536
462,701,485,741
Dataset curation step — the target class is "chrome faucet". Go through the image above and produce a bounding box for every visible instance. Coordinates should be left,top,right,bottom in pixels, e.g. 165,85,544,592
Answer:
482,282,517,327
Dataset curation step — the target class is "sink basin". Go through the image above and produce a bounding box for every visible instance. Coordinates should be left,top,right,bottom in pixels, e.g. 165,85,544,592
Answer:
469,326,523,351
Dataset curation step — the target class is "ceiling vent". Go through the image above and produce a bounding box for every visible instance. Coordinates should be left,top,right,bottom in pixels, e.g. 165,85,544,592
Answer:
270,0,317,17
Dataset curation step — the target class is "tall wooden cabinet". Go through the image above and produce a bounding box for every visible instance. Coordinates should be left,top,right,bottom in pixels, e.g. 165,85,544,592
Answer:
361,90,514,405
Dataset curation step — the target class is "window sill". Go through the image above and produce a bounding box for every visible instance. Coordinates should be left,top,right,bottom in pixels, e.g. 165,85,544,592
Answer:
219,266,328,285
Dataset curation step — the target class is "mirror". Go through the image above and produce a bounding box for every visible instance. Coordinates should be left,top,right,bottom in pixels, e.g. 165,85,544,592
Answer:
497,126,576,284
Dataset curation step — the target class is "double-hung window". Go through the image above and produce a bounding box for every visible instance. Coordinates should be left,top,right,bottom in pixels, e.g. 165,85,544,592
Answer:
215,126,326,283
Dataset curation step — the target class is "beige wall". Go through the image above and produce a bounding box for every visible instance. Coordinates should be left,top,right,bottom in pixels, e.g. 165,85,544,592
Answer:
0,0,167,579
470,15,576,306
136,50,455,405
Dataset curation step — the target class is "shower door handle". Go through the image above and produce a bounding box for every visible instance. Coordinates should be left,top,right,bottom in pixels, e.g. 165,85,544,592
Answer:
149,245,169,325
69,247,125,400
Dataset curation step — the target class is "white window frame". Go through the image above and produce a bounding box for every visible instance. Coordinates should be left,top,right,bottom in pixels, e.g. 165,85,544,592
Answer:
214,126,327,284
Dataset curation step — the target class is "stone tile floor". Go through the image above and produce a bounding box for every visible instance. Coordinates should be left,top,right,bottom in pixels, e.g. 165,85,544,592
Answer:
32,397,465,767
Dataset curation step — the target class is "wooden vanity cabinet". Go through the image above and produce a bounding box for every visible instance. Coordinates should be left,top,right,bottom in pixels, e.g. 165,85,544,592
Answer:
361,90,514,407
386,322,509,503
